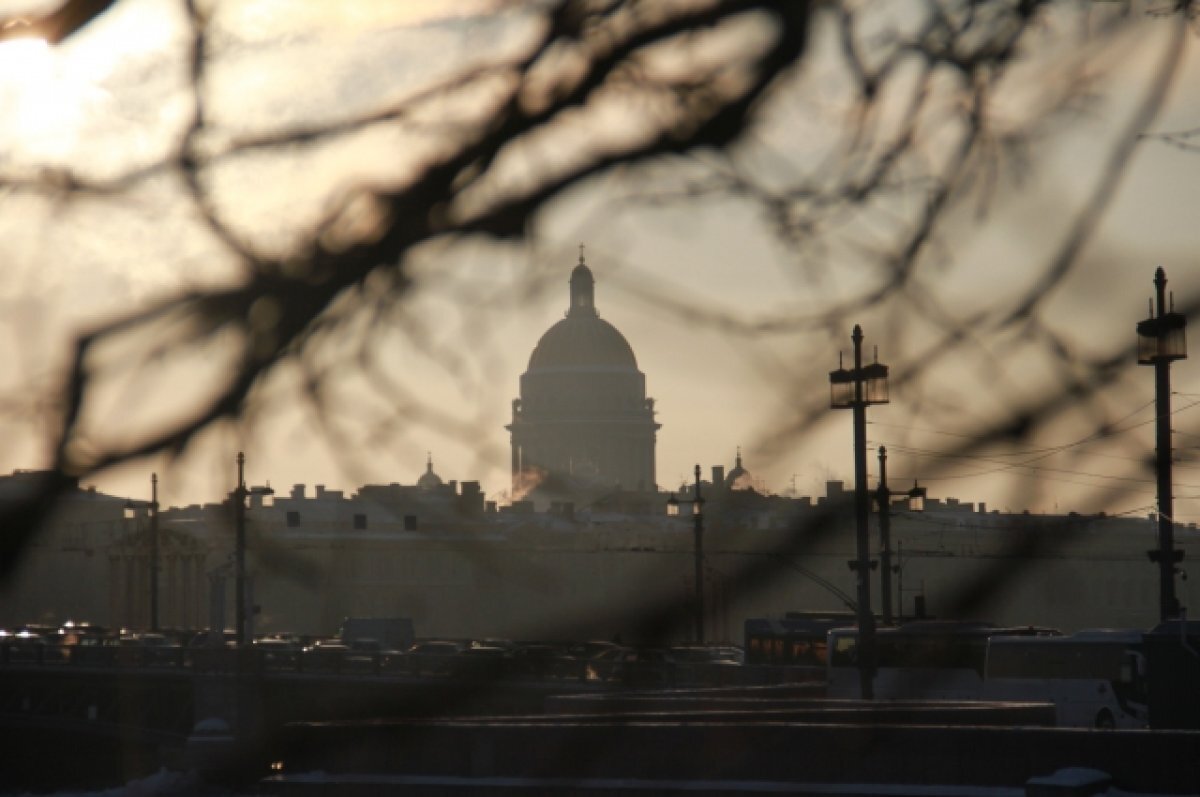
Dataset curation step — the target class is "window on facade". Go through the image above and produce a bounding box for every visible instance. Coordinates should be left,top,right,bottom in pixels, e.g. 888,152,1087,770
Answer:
353,513,367,530
286,511,300,528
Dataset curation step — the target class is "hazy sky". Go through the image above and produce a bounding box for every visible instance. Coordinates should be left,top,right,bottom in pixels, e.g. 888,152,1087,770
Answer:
2,1,1200,520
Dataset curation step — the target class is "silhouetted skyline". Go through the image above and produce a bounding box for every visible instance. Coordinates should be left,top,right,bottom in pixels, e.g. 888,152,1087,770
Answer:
0,4,1197,523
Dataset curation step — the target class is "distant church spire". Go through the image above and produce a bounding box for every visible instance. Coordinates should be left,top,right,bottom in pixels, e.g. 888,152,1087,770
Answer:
568,245,596,317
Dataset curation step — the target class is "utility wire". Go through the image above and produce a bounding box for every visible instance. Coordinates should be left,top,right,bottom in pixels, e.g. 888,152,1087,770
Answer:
868,396,1192,459
865,397,1200,487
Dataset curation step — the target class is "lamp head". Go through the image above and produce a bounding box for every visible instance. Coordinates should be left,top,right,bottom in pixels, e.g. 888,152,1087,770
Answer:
907,481,927,512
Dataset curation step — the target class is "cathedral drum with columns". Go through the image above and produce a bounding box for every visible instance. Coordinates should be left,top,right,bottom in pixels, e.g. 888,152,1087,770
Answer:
508,254,660,499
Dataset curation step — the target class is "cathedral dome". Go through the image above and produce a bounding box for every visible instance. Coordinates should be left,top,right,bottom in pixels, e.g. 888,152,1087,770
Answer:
526,259,638,373
527,315,638,372
509,249,659,498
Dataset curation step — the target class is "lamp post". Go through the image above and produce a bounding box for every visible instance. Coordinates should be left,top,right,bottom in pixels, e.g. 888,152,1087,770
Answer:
893,481,926,621
830,324,889,699
1137,267,1188,622
234,452,248,647
692,464,705,644
875,447,894,626
666,485,705,641
149,473,159,632
232,452,274,646
123,473,160,631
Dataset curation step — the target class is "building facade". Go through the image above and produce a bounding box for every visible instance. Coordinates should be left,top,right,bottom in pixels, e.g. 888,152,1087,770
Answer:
2,464,1195,642
508,255,660,500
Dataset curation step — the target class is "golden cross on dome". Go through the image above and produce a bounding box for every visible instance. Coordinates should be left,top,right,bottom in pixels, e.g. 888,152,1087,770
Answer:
579,242,585,264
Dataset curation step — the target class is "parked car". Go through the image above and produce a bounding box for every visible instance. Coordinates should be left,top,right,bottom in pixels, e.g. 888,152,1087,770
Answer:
405,639,469,676
668,643,745,665
114,632,182,666
253,634,302,669
510,641,573,680
52,621,115,664
0,628,47,664
584,645,634,682
455,642,515,679
568,640,623,660
189,629,238,649
299,638,352,672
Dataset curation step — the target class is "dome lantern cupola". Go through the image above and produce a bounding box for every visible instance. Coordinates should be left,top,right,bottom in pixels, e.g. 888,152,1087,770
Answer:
568,245,597,318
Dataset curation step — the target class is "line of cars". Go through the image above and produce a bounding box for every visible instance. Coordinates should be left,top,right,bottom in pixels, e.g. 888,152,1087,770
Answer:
1,620,746,686
244,636,640,679
0,621,194,666
285,637,747,684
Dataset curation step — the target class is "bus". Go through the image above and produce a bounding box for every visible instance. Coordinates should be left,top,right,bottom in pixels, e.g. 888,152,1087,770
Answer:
983,630,1148,729
827,623,1146,728
826,621,1059,701
744,612,857,668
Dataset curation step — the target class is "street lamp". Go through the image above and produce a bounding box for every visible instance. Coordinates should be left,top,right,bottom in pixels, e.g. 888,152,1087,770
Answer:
907,480,927,513
1137,267,1188,622
889,481,927,621
232,452,273,647
893,541,927,622
123,473,160,631
875,447,895,626
691,465,705,644
830,324,889,699
148,473,158,633
666,476,705,642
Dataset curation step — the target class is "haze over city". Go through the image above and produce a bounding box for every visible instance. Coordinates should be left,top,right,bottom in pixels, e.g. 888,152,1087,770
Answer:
9,5,1200,794
0,0,1198,521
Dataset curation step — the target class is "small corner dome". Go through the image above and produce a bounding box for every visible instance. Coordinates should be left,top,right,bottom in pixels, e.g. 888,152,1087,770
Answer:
417,454,443,490
725,449,752,490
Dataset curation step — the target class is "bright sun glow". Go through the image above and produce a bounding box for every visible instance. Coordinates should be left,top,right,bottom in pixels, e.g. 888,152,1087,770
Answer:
0,0,500,164
0,37,83,159
0,1,181,162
